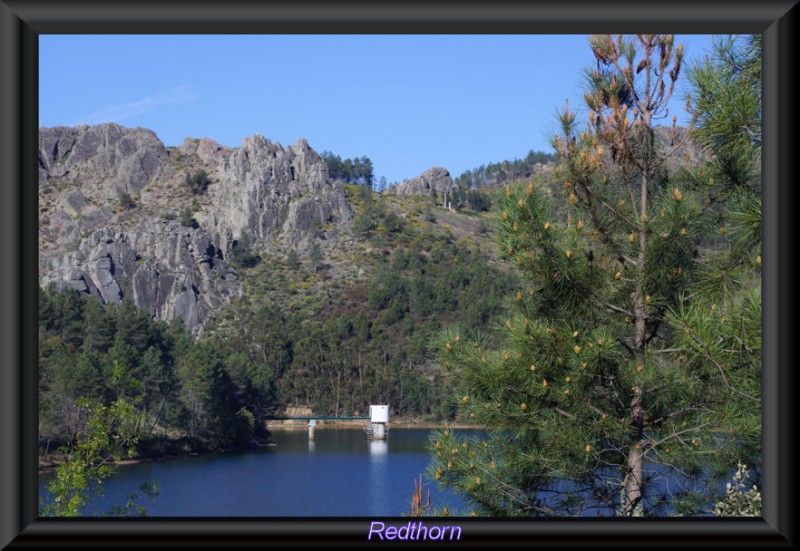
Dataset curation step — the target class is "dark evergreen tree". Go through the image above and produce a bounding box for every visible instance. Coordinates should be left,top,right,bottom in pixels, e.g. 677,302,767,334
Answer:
286,249,301,270
321,151,375,185
82,299,116,353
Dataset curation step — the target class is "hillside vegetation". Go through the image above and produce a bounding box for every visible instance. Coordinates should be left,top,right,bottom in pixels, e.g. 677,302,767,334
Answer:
39,162,521,461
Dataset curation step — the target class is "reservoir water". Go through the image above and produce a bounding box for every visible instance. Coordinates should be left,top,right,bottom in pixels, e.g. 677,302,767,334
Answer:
39,428,473,517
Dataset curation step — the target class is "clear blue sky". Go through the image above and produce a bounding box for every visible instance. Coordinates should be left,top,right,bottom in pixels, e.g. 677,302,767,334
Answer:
40,34,718,185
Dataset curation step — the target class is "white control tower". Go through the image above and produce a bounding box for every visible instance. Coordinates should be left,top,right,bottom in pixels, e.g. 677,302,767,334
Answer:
366,404,389,439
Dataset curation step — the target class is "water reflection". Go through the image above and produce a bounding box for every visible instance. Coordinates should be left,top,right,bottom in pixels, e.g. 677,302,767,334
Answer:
369,439,388,457
369,438,389,513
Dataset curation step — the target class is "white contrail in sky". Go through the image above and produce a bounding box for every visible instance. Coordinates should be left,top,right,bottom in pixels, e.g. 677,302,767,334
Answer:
70,85,198,125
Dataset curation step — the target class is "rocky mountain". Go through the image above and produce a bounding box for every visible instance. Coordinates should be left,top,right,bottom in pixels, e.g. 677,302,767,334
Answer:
205,135,353,254
39,124,168,198
43,223,240,332
38,123,355,334
384,166,456,196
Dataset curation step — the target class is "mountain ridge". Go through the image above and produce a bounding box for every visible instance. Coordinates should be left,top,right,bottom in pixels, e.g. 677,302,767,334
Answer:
38,123,465,334
40,123,357,332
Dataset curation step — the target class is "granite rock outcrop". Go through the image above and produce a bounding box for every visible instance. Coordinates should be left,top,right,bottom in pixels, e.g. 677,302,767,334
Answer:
38,123,354,333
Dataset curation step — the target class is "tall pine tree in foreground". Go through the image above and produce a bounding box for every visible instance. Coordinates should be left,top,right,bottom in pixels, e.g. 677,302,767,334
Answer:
428,34,760,517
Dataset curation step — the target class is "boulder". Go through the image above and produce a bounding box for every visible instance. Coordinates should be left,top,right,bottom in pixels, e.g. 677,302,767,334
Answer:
39,123,168,197
384,166,456,196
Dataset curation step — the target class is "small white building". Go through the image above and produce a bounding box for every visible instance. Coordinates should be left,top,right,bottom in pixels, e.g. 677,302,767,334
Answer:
366,404,390,439
369,405,390,424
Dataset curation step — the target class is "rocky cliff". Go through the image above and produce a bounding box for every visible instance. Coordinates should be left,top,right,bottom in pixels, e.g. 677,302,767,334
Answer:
39,124,168,197
39,123,354,333
384,166,456,196
205,135,353,254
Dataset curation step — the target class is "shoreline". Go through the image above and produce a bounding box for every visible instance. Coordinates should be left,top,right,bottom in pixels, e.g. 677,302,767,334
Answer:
38,451,214,475
39,421,481,474
269,421,481,430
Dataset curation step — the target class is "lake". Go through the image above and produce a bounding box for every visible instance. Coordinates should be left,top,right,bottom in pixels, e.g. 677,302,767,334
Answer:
39,428,474,517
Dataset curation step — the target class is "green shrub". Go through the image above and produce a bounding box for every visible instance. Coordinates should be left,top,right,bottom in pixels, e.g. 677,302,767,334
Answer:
119,193,136,210
229,237,261,269
179,207,196,228
185,170,210,195
286,250,300,270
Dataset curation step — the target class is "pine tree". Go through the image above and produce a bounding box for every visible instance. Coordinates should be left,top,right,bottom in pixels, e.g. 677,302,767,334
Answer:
429,35,760,517
669,34,762,494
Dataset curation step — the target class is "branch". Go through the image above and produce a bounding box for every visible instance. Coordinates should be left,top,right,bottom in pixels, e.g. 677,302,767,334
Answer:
650,422,713,448
596,197,639,229
575,181,628,262
643,406,706,428
603,302,635,317
554,407,576,420
617,338,636,358
676,325,760,403
643,319,662,345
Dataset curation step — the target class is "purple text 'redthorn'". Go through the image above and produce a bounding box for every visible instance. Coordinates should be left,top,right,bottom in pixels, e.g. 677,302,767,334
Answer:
368,521,462,541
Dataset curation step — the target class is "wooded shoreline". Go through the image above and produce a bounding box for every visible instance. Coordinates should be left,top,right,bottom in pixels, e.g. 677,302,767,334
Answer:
38,421,482,474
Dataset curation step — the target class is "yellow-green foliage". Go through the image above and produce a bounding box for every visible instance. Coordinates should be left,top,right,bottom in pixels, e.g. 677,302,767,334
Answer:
41,396,144,517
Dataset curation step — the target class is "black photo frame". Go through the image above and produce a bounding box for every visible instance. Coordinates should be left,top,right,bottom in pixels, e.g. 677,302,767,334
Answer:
1,1,796,548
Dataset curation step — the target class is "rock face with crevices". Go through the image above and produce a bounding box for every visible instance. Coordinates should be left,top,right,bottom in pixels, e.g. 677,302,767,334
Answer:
38,123,354,334
42,223,241,332
384,166,456,197
206,135,354,254
39,123,168,196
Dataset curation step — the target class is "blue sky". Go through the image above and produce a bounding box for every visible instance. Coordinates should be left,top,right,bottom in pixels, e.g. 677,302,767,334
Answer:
40,34,717,184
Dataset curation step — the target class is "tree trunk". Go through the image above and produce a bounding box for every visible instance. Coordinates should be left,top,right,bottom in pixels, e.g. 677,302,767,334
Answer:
149,396,168,435
635,171,648,349
624,386,645,516
335,372,341,417
625,169,649,515
625,446,644,516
